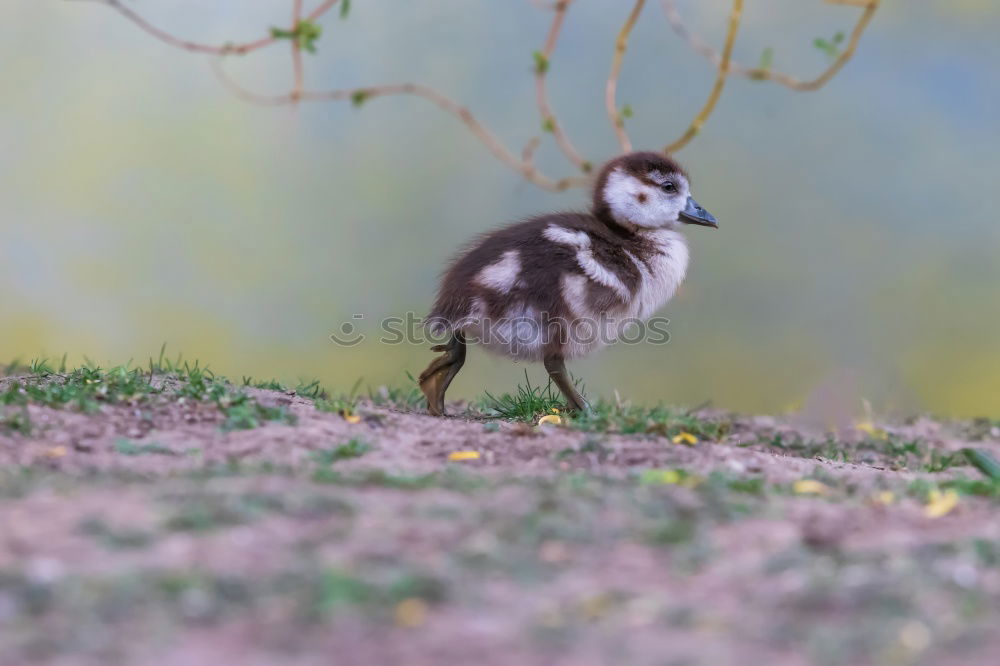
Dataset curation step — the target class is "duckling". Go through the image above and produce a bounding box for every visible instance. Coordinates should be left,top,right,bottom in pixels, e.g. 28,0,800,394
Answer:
419,151,718,416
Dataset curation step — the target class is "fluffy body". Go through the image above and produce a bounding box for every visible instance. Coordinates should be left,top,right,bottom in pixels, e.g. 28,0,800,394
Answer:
429,211,690,362
428,153,697,361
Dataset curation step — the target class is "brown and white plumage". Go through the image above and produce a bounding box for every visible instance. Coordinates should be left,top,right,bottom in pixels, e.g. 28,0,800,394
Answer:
420,151,718,415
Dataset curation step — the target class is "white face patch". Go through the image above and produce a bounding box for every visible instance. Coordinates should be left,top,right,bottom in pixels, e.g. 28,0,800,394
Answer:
473,249,522,293
603,168,690,229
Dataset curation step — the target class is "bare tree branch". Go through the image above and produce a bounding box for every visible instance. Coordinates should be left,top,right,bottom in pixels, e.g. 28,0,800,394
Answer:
534,0,591,173
606,0,647,153
77,0,883,191
660,0,880,92
210,60,588,192
75,0,341,55
664,0,742,153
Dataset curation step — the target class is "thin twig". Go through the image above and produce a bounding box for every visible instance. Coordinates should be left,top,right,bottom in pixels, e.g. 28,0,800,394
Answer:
210,60,588,191
308,85,589,191
535,0,590,172
74,0,340,56
664,0,742,153
660,0,880,92
210,58,293,106
522,136,542,166
291,0,304,100
606,0,646,152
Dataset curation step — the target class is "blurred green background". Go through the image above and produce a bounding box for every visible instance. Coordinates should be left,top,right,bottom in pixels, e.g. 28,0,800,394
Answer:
2,1,998,416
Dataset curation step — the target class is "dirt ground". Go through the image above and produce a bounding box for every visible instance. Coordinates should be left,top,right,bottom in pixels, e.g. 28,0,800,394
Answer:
1,369,999,666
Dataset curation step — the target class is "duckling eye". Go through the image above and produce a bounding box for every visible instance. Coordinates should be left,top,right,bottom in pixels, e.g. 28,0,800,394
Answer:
661,181,676,193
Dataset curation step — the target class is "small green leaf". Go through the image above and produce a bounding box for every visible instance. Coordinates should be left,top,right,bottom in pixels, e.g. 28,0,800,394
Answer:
621,104,634,119
532,50,549,75
340,0,351,19
351,90,370,107
813,35,839,59
832,31,845,44
757,47,774,71
270,19,322,54
541,116,555,133
296,19,322,53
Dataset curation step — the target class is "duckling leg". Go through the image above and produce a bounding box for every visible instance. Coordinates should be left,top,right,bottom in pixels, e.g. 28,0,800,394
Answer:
418,332,467,417
543,354,590,413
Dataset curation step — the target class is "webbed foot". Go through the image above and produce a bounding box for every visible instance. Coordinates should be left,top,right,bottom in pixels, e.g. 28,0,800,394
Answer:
418,332,466,416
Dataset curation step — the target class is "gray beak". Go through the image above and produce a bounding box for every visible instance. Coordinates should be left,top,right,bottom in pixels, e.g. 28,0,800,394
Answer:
679,197,718,229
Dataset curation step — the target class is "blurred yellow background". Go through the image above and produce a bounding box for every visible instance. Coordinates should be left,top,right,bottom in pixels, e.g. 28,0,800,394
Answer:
2,1,998,416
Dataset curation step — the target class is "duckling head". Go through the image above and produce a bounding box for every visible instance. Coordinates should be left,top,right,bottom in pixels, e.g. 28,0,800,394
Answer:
593,151,718,231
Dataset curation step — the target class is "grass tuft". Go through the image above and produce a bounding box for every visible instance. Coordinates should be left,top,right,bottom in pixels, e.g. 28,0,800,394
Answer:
1,350,296,433
570,400,730,441
311,439,372,465
478,370,569,421
114,440,176,456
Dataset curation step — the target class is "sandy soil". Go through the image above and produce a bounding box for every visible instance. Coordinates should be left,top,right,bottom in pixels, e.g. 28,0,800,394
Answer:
1,374,999,666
